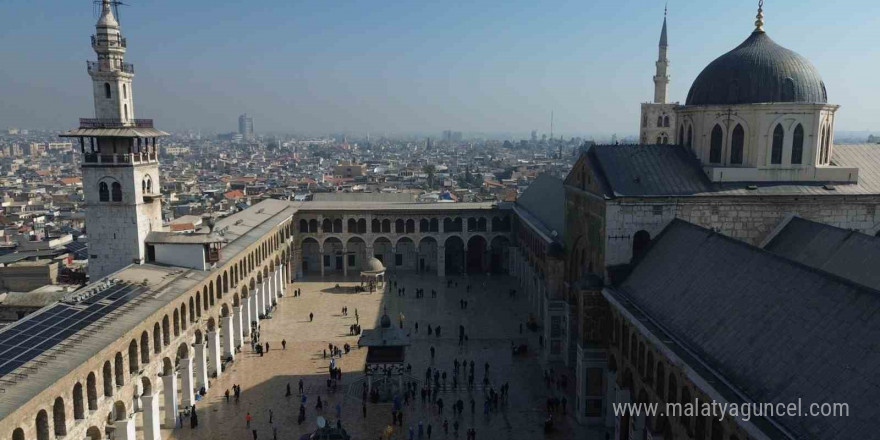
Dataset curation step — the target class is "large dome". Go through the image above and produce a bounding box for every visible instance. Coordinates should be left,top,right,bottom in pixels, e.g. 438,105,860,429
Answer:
686,31,827,106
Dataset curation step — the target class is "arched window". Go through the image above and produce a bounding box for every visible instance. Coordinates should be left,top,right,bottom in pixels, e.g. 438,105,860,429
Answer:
678,125,684,146
299,219,308,233
709,125,723,163
791,123,804,164
663,115,670,127
662,135,668,145
632,230,651,262
124,104,129,121
104,82,112,99
657,116,663,127
687,125,693,150
123,84,127,99
822,125,832,164
111,182,123,201
371,219,381,233
656,136,662,145
771,124,784,164
99,182,110,202
730,124,744,164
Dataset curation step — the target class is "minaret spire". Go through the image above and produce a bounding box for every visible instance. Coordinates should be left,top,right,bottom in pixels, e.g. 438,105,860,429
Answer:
754,0,765,32
653,6,670,104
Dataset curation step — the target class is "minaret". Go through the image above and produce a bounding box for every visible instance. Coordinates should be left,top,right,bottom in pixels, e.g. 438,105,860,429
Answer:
653,7,670,104
61,0,168,281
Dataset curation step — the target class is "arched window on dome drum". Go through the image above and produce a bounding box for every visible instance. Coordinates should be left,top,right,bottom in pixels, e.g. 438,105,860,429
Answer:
111,182,123,201
99,182,109,202
709,125,723,163
657,116,663,128
791,124,804,164
771,124,784,165
678,125,684,146
663,116,670,128
730,124,744,165
687,126,693,150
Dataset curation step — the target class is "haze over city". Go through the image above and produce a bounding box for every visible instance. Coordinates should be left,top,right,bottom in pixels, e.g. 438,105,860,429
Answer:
1,0,879,136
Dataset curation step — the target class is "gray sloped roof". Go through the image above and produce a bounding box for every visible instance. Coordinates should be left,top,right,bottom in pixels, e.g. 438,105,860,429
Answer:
617,220,879,440
515,174,565,238
584,144,880,197
686,31,827,106
763,217,880,290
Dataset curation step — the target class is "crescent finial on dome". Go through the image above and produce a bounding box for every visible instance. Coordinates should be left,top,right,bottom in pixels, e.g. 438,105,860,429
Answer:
755,0,765,33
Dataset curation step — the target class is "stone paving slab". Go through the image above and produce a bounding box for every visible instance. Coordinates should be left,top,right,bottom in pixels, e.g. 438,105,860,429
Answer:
154,273,599,440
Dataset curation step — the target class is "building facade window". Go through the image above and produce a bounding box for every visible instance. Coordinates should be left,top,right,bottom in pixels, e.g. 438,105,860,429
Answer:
792,123,804,164
663,115,670,127
710,125,723,163
111,182,123,202
730,124,744,164
104,82,112,99
99,182,110,202
771,124,784,164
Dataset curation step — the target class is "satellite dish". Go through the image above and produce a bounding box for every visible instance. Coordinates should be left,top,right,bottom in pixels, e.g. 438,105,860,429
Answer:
316,416,326,428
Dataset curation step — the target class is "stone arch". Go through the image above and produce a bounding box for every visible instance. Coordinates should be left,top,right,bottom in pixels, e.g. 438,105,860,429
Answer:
171,310,179,338
301,236,321,273
632,230,651,263
323,237,344,273
102,361,113,397
162,357,174,376
249,277,256,290
204,286,211,309
405,219,415,233
709,124,723,164
73,382,85,419
372,237,393,267
87,372,99,410
417,236,438,273
35,409,50,440
429,218,439,232
396,237,416,270
332,218,342,233
491,216,510,232
300,219,309,233
12,428,25,440
177,342,190,360
346,236,367,272
195,292,202,317
357,218,367,233
162,315,171,346
420,218,430,232
308,219,318,233
153,322,162,354
113,401,127,421
256,272,263,285
444,235,465,275
223,271,229,293
221,303,231,317
188,297,195,323
114,352,125,386
322,219,332,233
241,286,249,299
194,329,204,345
466,235,488,273
347,218,357,233
233,291,241,307
489,235,510,273
381,219,391,233
395,219,404,233
140,331,150,364
207,317,217,333
141,376,152,396
86,426,102,440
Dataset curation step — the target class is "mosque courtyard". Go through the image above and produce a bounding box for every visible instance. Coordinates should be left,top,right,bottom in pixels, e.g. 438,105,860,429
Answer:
156,273,598,440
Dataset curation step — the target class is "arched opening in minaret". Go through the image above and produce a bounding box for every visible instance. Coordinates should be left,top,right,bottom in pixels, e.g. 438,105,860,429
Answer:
111,182,122,201
123,84,127,99
104,82,112,99
99,182,109,202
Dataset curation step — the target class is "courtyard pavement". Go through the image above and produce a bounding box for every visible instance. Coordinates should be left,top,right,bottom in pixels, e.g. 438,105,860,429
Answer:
155,273,599,440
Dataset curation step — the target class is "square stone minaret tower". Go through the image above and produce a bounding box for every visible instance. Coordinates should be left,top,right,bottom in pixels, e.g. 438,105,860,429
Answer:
61,0,168,281
639,9,678,145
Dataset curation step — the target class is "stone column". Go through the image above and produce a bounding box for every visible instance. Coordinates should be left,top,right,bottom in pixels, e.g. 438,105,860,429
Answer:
222,315,235,359
263,280,271,310
140,393,161,440
254,286,262,318
194,343,208,391
180,357,194,408
162,373,178,428
279,265,286,295
604,370,618,429
437,245,446,277
251,294,260,327
242,299,252,336
233,306,244,347
114,417,136,440
320,250,325,277
343,253,348,277
208,331,221,377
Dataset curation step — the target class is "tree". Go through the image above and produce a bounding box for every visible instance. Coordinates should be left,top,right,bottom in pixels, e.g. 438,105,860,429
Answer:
422,164,436,188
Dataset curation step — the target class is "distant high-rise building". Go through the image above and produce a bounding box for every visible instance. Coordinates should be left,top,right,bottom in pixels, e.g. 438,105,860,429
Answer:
531,130,537,142
239,113,254,139
426,137,433,150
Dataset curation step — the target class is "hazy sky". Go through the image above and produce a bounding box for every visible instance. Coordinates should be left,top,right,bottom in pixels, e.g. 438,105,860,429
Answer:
1,0,878,137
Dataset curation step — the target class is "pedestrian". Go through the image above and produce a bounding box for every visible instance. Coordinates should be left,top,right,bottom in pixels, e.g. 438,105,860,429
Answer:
363,403,367,418
282,339,287,350
309,312,313,322
273,426,277,440
286,383,291,397
430,346,435,360
252,429,257,440
246,412,252,428
443,420,449,436
336,402,342,419
265,342,269,352
427,423,433,439
299,379,304,394
269,409,273,424
225,389,230,403
409,426,415,440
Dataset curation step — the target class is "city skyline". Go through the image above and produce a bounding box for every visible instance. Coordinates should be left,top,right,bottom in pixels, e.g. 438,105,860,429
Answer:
0,0,879,136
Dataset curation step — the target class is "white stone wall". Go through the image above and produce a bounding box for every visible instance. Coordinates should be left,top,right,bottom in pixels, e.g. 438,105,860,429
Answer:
604,197,880,267
91,73,134,121
153,243,207,271
83,163,161,280
639,103,677,145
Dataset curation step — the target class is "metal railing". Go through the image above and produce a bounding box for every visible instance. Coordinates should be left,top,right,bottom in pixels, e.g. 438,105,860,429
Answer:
82,152,159,165
91,35,126,48
79,118,154,129
86,61,134,74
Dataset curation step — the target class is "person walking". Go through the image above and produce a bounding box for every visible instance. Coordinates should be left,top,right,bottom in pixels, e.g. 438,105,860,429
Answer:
225,389,230,403
299,379,304,394
309,312,314,322
246,412,252,428
427,423,433,439
282,339,286,350
252,429,257,440
286,383,291,397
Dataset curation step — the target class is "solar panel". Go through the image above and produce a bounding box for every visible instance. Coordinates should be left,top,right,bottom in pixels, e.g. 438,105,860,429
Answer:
0,282,150,378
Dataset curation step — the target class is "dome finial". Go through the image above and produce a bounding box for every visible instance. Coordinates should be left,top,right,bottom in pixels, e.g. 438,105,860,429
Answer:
755,0,765,32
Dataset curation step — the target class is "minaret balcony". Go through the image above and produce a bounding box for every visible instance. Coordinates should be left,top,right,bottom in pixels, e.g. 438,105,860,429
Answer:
79,118,154,129
91,35,126,48
87,61,134,75
82,152,158,166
